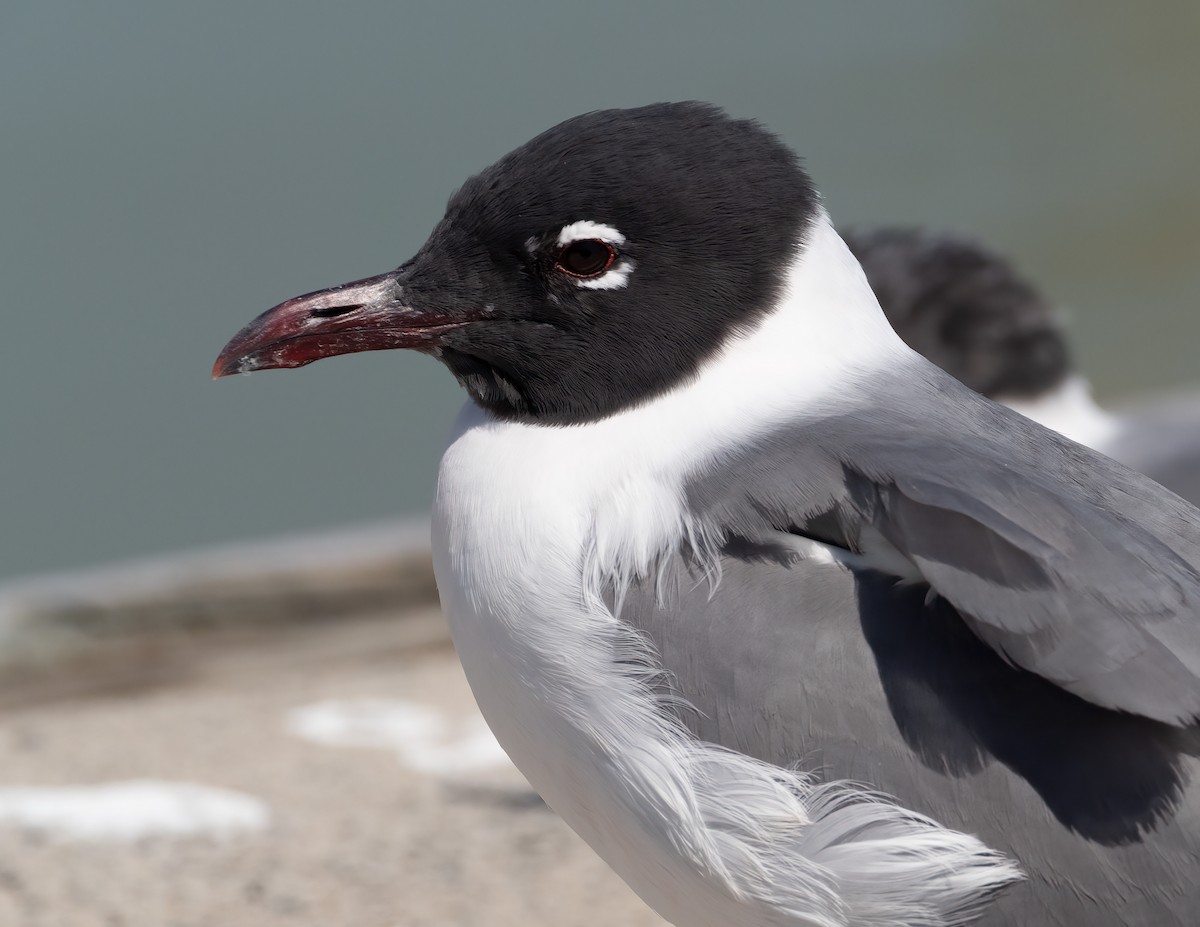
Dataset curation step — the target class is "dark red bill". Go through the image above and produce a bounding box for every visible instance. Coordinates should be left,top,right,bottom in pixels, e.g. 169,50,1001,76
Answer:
211,270,471,378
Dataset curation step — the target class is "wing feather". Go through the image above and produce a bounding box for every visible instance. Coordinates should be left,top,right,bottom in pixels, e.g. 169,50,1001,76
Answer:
687,366,1200,725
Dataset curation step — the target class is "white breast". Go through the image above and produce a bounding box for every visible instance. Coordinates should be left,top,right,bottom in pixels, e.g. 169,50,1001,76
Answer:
433,403,726,922
431,217,1019,926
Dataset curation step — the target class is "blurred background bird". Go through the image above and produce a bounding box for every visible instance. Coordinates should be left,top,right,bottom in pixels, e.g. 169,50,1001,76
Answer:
848,228,1200,502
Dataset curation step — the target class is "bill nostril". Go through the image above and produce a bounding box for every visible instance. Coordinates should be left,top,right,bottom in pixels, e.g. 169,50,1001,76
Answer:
310,303,363,319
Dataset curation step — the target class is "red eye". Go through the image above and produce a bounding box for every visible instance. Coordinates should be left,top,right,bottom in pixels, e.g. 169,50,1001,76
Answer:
556,239,616,278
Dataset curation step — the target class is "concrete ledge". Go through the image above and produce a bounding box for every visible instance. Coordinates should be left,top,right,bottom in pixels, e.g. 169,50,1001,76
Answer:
0,518,440,689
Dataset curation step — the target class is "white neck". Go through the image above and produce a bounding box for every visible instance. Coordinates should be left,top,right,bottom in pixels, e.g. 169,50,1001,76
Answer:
1001,376,1118,451
675,211,907,427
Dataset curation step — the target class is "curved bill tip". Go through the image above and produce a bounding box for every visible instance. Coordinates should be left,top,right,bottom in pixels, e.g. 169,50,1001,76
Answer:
210,354,248,379
210,305,300,380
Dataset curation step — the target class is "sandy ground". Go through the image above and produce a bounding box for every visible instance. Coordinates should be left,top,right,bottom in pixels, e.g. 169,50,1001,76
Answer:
0,609,665,927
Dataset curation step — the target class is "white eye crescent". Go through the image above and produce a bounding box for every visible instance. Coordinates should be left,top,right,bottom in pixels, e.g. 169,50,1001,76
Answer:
555,221,635,290
557,221,626,247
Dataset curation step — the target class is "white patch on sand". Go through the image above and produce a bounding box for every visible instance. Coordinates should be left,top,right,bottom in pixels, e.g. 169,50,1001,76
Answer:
0,780,269,842
285,698,512,775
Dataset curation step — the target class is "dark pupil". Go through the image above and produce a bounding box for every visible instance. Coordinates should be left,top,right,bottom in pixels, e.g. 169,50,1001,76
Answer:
560,239,611,276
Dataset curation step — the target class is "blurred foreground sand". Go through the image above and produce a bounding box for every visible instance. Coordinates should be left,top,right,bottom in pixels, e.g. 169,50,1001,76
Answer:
0,608,665,927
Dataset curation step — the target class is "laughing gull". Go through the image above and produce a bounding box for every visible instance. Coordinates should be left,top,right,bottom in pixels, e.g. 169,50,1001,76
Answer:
847,226,1200,503
214,103,1200,926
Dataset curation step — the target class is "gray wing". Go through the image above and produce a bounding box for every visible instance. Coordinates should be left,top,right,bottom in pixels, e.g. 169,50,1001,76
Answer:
687,362,1200,726
621,550,1200,926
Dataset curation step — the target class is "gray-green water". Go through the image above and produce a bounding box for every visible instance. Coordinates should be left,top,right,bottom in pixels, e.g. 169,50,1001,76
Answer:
2,2,1198,579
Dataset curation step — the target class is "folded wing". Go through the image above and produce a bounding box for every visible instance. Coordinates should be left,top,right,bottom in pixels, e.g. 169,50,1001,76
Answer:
687,368,1200,726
